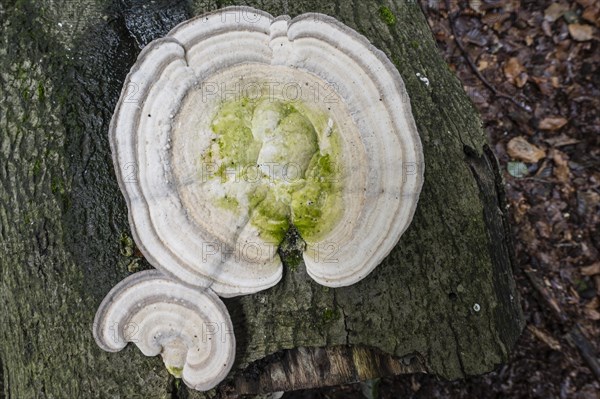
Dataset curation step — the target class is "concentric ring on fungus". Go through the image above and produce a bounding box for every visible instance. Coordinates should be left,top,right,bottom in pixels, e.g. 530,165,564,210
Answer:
109,6,424,295
93,270,235,391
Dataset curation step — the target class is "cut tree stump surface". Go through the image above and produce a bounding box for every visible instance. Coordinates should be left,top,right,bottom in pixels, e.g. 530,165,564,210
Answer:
0,0,524,397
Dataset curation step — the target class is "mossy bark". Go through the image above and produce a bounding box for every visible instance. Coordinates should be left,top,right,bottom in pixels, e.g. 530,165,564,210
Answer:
0,0,524,397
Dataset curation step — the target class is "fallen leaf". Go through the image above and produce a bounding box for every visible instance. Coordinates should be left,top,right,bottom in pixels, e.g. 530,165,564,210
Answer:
525,35,534,46
577,191,600,216
576,0,595,7
535,160,553,178
507,161,528,178
564,11,580,24
581,262,600,276
544,3,569,22
504,57,525,84
542,20,553,36
484,12,511,29
582,6,600,27
583,308,600,321
528,325,562,350
507,137,546,163
516,73,529,88
410,376,421,393
469,0,483,14
543,134,580,147
532,76,554,96
535,221,552,239
568,23,594,41
465,28,488,46
551,149,571,182
539,116,568,131
585,297,599,310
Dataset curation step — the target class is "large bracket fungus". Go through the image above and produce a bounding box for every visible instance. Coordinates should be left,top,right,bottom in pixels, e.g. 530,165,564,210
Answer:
99,6,424,391
93,270,235,391
110,6,424,295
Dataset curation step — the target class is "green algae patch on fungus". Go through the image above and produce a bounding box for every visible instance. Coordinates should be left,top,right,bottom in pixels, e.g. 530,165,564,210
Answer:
202,95,344,245
291,151,343,243
166,365,183,378
209,99,261,171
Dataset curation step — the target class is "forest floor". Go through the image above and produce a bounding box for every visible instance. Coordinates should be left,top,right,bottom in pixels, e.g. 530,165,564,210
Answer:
286,0,600,398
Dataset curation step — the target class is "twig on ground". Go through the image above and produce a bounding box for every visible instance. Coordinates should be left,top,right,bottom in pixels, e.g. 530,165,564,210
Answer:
524,268,568,322
567,324,600,381
443,0,531,112
525,268,600,382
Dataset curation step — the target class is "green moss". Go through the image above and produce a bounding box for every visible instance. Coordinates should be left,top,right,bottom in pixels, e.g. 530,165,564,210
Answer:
50,176,64,195
119,232,134,257
321,307,339,323
126,259,141,273
21,87,30,101
284,254,301,272
32,159,42,177
37,82,45,101
379,6,397,26
203,95,344,245
278,227,306,272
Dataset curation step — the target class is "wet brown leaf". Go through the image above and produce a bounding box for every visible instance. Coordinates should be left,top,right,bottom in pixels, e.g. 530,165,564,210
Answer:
539,116,568,131
527,325,562,350
507,136,547,163
532,76,555,96
477,59,489,70
576,0,595,7
542,20,553,36
551,149,571,182
525,35,534,46
582,6,600,27
581,262,600,276
516,73,529,88
514,199,530,224
465,28,488,46
583,308,600,320
543,134,580,147
504,57,525,84
585,297,599,310
577,190,600,217
467,1,480,13
544,3,569,23
535,221,552,238
485,12,512,29
568,23,594,41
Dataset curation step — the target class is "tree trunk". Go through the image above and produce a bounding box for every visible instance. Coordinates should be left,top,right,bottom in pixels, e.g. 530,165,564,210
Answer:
0,0,524,398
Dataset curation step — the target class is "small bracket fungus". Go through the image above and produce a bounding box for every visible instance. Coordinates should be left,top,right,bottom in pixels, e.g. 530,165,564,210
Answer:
109,6,424,295
93,270,235,391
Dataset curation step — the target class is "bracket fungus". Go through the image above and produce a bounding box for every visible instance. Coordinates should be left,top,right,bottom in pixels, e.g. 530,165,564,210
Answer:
93,270,235,391
110,6,424,295
100,6,425,392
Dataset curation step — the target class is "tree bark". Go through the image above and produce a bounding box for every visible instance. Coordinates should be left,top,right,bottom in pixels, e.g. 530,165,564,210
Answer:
0,0,524,398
